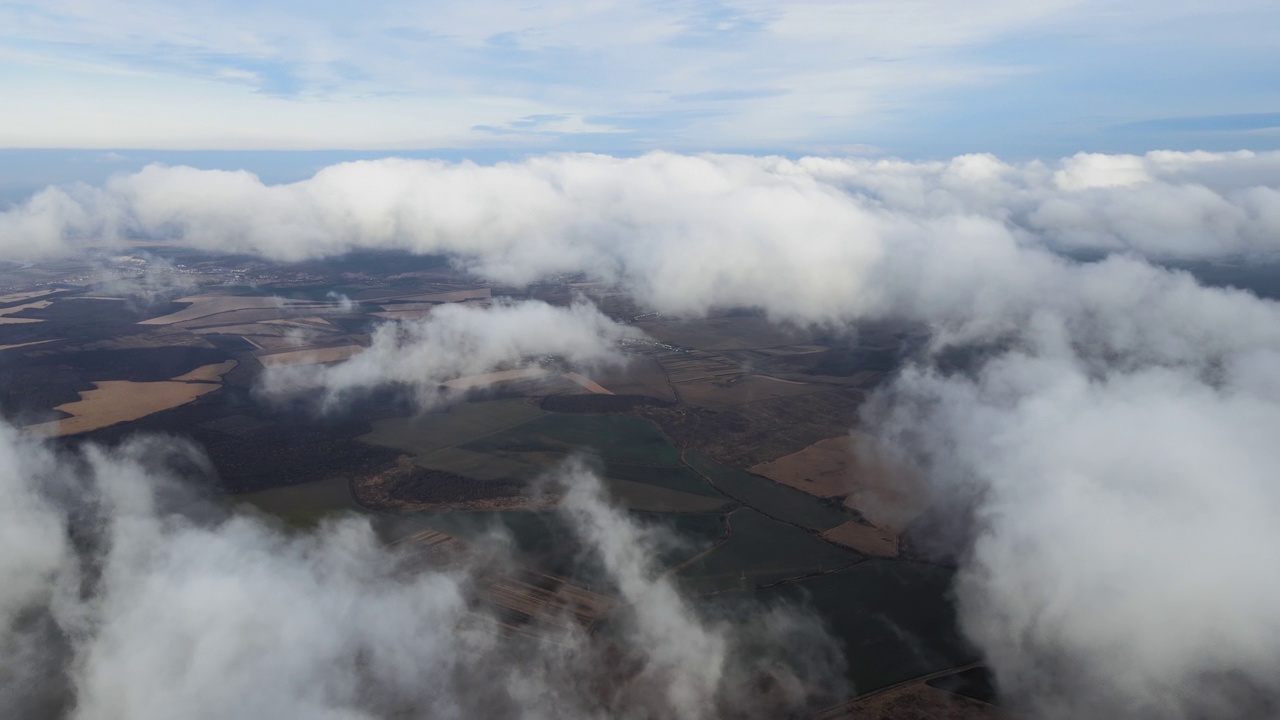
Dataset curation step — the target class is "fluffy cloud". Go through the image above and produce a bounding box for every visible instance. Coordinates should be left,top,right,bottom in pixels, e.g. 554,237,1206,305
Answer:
260,298,640,408
4,149,1280,716
0,425,844,719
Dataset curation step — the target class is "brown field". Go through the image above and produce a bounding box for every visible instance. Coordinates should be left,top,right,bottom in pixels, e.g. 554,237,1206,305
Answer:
820,679,1009,720
750,434,929,553
387,288,491,304
173,360,239,382
27,378,221,436
750,436,857,498
483,569,612,635
256,344,364,367
376,302,440,312
676,374,827,408
822,520,899,557
590,355,676,401
372,310,433,321
441,368,550,390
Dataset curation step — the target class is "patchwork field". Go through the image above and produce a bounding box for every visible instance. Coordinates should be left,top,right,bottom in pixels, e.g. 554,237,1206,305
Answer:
463,413,682,466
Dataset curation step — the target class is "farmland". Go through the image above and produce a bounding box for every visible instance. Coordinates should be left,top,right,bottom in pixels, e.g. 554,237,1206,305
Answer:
0,254,981,713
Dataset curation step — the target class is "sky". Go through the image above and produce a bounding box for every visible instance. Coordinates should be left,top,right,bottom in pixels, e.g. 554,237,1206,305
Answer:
1,0,1278,171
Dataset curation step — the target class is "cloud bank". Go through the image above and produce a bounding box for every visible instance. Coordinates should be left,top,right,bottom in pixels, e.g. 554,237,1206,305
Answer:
4,149,1280,716
0,425,844,719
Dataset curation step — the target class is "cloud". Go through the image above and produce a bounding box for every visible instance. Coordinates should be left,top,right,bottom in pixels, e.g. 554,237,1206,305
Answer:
0,423,845,719
5,149,1280,715
260,298,641,409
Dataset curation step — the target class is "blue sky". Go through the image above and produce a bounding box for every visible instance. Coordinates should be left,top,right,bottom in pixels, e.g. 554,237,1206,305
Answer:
0,0,1277,191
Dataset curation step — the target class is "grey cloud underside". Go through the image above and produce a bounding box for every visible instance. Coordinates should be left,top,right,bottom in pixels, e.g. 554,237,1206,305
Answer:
3,149,1280,717
0,428,846,720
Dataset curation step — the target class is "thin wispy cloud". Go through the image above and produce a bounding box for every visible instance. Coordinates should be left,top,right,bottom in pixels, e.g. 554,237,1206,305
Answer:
2,1,1276,153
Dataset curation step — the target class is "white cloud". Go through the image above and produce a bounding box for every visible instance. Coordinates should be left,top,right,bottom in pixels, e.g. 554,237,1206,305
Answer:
261,298,641,408
5,149,1280,714
0,426,845,719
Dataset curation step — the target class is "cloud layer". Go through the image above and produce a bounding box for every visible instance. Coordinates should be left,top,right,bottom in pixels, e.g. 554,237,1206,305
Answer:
4,149,1280,716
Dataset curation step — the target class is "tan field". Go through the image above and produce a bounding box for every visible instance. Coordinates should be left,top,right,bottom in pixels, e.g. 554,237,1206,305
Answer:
0,299,52,316
750,436,858,498
27,380,221,436
0,299,49,324
822,520,899,557
564,372,614,394
391,288,490,303
0,290,58,304
751,434,929,555
173,360,239,382
0,340,54,351
139,296,291,325
257,344,364,367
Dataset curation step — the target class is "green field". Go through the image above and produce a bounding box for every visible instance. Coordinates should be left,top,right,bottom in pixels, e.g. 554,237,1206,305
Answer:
749,560,977,694
685,452,849,531
463,413,681,466
603,478,733,513
412,447,546,481
359,398,547,455
676,509,860,593
601,462,726,498
232,476,366,526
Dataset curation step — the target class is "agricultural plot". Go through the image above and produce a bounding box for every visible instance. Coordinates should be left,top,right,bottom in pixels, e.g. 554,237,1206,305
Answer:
675,374,827,408
360,399,548,456
233,475,365,526
413,447,545,482
752,560,977,695
686,452,849,531
676,509,859,593
820,678,1006,720
749,435,856,498
463,413,681,466
601,478,732,513
634,313,817,351
600,463,725,499
27,378,222,436
588,354,676,401
256,344,364,367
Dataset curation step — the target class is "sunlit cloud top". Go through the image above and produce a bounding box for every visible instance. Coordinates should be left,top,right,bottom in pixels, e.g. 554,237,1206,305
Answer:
1,0,1278,155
